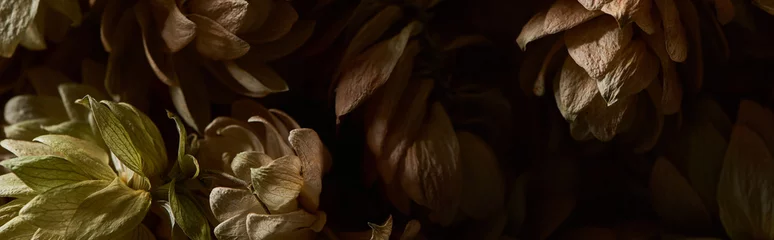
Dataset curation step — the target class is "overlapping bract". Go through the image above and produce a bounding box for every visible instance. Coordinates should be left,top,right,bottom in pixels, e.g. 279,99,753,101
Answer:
0,0,83,58
197,100,330,239
518,0,730,149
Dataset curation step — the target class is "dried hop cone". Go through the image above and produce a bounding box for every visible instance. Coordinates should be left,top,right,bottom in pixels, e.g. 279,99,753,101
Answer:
0,94,212,239
334,3,506,226
98,0,315,132
0,0,84,57
517,0,732,150
195,100,331,239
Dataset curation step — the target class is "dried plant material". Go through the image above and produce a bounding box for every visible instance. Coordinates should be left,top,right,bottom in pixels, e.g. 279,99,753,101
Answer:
579,0,614,10
650,158,712,231
188,14,250,60
535,36,566,96
189,0,251,33
401,103,461,226
365,41,420,159
368,215,393,240
672,0,702,90
565,16,633,80
100,0,123,52
198,123,263,171
289,129,330,211
544,0,603,36
248,116,296,158
718,125,774,239
148,0,197,52
18,12,46,51
4,95,67,124
585,94,636,141
251,155,304,213
0,0,40,57
595,40,659,105
600,0,655,34
335,21,419,117
556,57,598,121
134,2,178,86
516,11,548,50
754,0,774,14
338,5,403,78
224,60,289,98
380,78,434,183
245,210,319,239
715,0,735,24
736,100,774,154
43,0,81,26
569,116,594,141
240,20,316,62
26,67,71,97
654,0,688,62
241,1,299,44
457,131,505,220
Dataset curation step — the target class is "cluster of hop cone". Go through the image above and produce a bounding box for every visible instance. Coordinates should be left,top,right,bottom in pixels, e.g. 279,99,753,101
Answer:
0,0,773,239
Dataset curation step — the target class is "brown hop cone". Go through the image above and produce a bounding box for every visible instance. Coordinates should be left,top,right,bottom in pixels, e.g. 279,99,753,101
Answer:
517,0,733,151
193,99,332,239
0,0,84,58
96,0,316,132
333,3,507,227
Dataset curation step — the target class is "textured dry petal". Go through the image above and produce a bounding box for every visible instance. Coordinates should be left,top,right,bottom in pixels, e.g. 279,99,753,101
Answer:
239,20,316,62
565,16,633,79
556,57,598,121
240,0,272,33
247,116,295,159
43,0,82,26
534,36,567,96
270,109,301,133
600,0,655,34
673,0,702,90
654,0,688,62
579,0,614,10
380,78,434,183
197,123,263,172
715,0,735,25
335,21,419,117
289,129,330,212
515,11,548,50
245,210,318,240
250,155,304,213
650,158,711,230
365,41,420,160
544,0,604,35
224,60,288,98
188,14,250,60
18,12,46,51
148,0,197,52
231,151,273,183
4,95,68,124
134,2,178,86
736,100,774,154
368,215,393,240
718,125,774,239
241,0,299,44
595,40,659,105
0,0,39,57
755,0,774,14
643,30,681,114
585,94,637,141
400,102,461,226
209,187,265,222
190,0,251,33
339,5,404,75
569,115,594,141
457,132,505,220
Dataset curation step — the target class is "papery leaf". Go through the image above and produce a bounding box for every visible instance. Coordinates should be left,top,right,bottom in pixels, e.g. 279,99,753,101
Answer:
188,14,250,60
241,0,299,44
3,119,54,141
170,53,211,134
717,125,774,239
57,83,107,122
335,21,419,117
19,180,111,234
1,139,58,157
368,215,392,240
230,151,273,184
579,0,614,10
585,94,637,141
0,198,28,226
1,156,92,192
148,0,196,52
595,40,659,105
0,216,38,239
247,116,295,159
209,187,265,223
289,129,330,212
555,57,597,121
337,5,403,79
33,135,114,180
18,8,46,51
0,0,40,58
251,155,304,214
4,95,67,125
31,228,61,240
213,214,248,240
516,0,602,49
223,60,288,98
189,0,251,33
40,121,99,147
43,0,81,26
600,0,656,33
565,16,633,80
0,173,35,198
134,1,179,87
76,96,144,177
239,20,316,62
102,102,168,177
654,0,688,62
169,180,211,240
65,178,151,240
245,210,319,240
